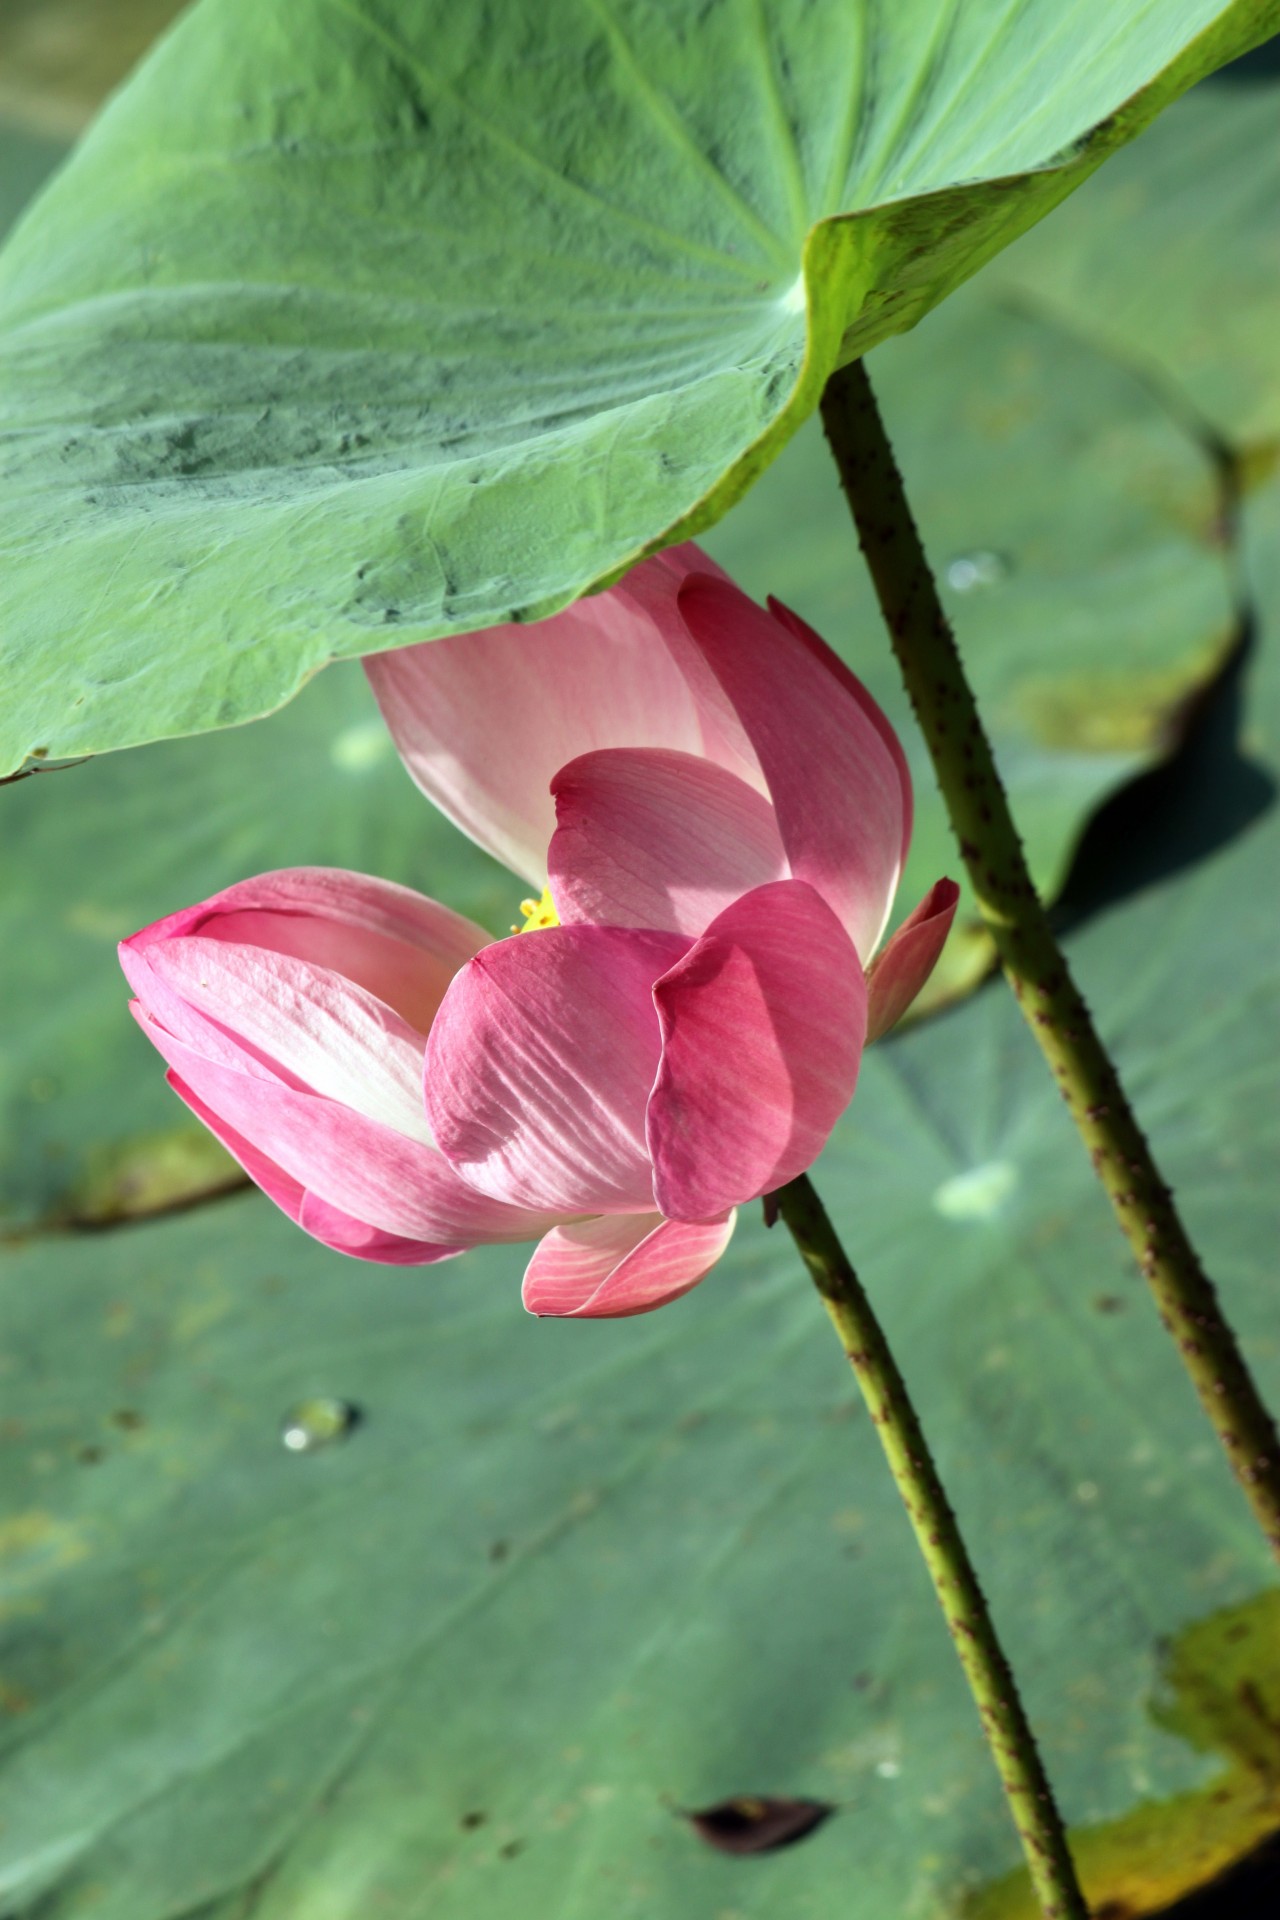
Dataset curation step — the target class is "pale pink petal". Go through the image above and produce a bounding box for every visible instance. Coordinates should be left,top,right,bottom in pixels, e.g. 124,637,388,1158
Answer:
121,946,287,1087
364,550,758,887
865,879,960,1042
132,939,433,1141
122,869,487,1036
678,577,908,963
767,597,913,870
133,1007,554,1246
648,880,866,1222
169,1072,461,1265
424,925,686,1215
522,1209,736,1318
548,747,786,937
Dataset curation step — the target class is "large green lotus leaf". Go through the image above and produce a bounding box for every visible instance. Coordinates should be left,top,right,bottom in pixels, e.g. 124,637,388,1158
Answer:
0,1,188,138
1,623,1277,1919
0,664,509,1230
991,74,1280,449
705,282,1236,1007
1,95,1243,1027
1,0,1275,773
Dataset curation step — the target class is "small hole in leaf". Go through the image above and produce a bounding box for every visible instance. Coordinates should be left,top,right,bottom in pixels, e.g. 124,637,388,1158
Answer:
684,1795,833,1856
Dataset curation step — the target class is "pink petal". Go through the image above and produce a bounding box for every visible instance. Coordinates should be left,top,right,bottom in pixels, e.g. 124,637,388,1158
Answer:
133,938,434,1140
122,868,487,1036
548,747,786,938
134,1008,554,1246
522,1209,736,1318
166,1072,306,1223
170,1072,461,1265
643,539,734,593
677,577,908,964
648,880,866,1222
424,924,686,1215
297,1192,464,1266
364,549,758,887
767,597,913,870
865,879,960,1042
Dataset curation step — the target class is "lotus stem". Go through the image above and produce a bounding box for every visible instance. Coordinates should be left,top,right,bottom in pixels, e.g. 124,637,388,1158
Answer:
772,1173,1088,1920
819,356,1280,1560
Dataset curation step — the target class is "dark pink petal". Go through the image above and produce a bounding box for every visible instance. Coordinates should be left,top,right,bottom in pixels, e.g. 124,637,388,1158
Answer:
648,880,866,1222
134,1008,555,1246
166,1072,306,1223
297,1192,464,1266
122,868,487,1036
677,577,908,964
425,925,686,1215
644,540,734,592
364,550,758,886
767,597,913,869
522,1210,735,1318
170,1072,461,1265
864,879,960,1042
549,747,786,937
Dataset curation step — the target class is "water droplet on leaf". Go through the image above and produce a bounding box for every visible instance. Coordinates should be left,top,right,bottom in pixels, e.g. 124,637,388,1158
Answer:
280,1397,360,1453
945,550,1008,593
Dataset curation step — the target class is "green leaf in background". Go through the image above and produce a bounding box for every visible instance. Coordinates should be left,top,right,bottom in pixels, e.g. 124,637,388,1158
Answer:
991,73,1280,450
2,612,1277,1918
0,665,510,1231
0,123,67,241
1243,471,1280,764
0,0,188,138
1,0,1275,772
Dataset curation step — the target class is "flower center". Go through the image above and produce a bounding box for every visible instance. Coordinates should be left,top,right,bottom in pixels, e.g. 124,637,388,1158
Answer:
513,885,560,934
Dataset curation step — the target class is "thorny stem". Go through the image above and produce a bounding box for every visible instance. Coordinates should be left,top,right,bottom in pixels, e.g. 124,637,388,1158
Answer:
772,1174,1088,1920
820,357,1280,1561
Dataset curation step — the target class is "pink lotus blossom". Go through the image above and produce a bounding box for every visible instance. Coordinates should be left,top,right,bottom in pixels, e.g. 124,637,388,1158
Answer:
121,545,956,1317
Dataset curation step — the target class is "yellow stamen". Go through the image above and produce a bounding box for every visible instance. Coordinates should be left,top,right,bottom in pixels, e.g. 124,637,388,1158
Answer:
511,885,560,934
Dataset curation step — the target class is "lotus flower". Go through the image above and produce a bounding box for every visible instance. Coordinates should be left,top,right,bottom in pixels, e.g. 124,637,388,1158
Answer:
121,545,956,1317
